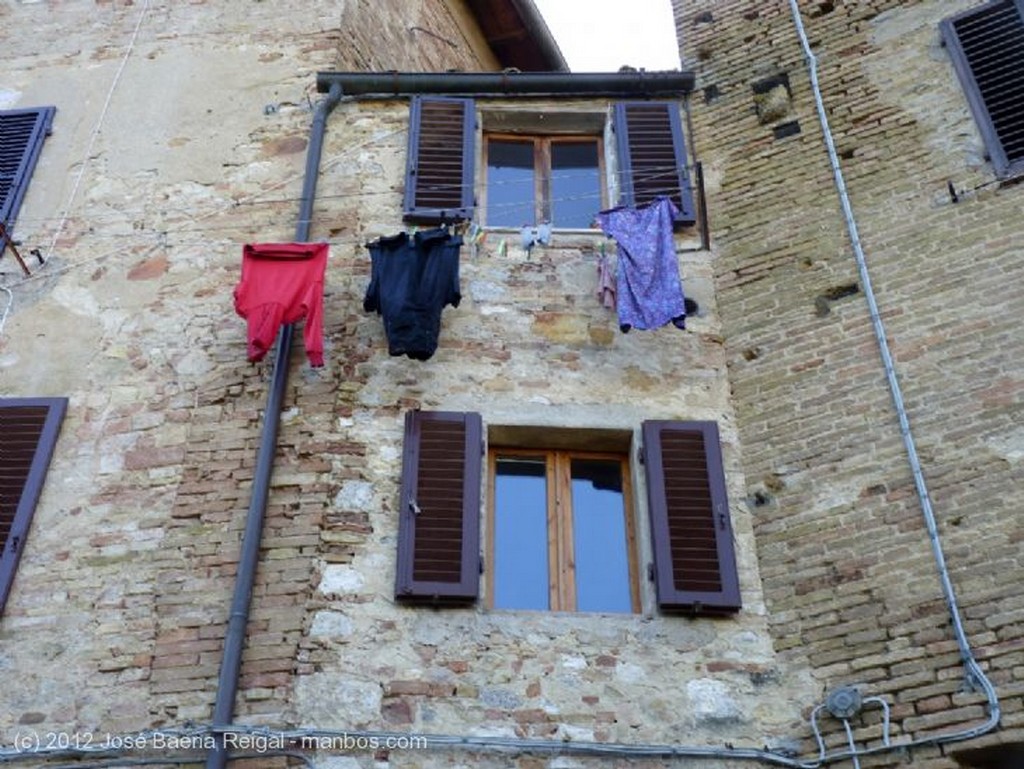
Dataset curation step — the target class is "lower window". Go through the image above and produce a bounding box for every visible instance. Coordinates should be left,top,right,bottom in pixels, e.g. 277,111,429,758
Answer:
393,411,741,616
487,449,638,613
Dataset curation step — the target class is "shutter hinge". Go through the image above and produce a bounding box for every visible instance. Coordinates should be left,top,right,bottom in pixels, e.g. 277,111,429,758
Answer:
479,555,485,574
409,499,422,515
638,446,645,465
647,562,655,582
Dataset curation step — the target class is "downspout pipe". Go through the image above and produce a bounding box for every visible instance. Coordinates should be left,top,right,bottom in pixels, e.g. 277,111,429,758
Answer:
205,81,344,769
788,0,1000,755
316,70,694,98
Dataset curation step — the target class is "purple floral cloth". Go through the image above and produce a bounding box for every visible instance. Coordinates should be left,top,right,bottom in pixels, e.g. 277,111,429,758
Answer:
596,196,686,332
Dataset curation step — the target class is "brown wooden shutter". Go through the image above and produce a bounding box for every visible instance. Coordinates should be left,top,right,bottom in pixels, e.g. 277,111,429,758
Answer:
613,102,696,225
403,96,476,223
940,1,1024,177
642,420,740,614
395,410,481,603
0,398,67,616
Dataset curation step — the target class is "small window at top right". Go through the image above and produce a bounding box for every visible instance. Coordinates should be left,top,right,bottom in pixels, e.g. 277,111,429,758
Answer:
940,0,1024,177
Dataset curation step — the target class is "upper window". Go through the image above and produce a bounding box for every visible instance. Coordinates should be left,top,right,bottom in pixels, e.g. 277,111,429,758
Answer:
402,96,696,228
484,135,605,229
0,398,67,617
393,411,740,616
0,107,56,254
488,448,638,613
940,1,1024,177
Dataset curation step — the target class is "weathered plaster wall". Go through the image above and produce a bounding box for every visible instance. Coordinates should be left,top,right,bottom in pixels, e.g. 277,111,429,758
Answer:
1,3,819,769
677,0,1024,766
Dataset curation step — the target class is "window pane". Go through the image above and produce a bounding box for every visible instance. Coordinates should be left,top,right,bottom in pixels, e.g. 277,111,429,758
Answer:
551,142,600,229
570,458,632,613
493,457,549,610
487,140,535,227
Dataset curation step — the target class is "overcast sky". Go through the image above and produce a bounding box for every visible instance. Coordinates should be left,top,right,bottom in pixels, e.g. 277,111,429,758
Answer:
532,0,681,72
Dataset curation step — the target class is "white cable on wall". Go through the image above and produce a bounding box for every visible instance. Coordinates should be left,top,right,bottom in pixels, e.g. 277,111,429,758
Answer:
43,0,152,263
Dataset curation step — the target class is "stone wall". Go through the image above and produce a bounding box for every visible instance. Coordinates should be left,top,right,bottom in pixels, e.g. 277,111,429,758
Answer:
0,3,821,768
677,0,1024,766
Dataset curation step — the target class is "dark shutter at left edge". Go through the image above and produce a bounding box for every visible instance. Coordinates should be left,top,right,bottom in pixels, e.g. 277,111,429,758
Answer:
0,107,56,251
402,96,476,223
642,420,741,614
395,410,482,604
0,397,68,617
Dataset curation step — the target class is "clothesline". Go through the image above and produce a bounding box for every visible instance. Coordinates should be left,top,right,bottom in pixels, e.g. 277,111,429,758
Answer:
7,161,690,230
232,198,687,367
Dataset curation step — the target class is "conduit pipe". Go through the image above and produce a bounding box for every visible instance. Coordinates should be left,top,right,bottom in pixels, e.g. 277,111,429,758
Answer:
204,81,345,769
787,0,1000,758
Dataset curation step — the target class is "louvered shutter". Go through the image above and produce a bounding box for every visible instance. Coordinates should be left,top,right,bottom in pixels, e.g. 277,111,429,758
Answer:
0,398,67,616
642,420,740,614
403,97,476,223
0,107,56,250
395,410,481,603
613,102,696,226
940,1,1024,177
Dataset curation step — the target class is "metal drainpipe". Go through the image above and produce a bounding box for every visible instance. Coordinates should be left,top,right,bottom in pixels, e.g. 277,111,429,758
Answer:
786,0,1000,757
205,81,344,769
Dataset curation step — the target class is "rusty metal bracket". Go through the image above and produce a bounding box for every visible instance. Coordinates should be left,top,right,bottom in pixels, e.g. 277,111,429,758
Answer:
0,223,31,277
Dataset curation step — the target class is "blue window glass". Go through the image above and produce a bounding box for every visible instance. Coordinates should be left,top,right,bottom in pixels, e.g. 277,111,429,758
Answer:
493,456,549,610
490,450,635,613
551,142,601,229
570,459,632,613
486,140,536,227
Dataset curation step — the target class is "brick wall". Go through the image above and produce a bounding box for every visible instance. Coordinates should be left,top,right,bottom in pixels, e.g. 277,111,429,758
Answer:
678,0,1024,765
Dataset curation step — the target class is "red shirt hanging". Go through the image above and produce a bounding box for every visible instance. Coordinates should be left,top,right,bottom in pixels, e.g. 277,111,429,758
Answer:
234,242,328,366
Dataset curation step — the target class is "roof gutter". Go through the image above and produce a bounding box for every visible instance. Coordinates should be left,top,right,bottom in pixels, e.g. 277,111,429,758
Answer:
204,81,345,769
315,70,694,98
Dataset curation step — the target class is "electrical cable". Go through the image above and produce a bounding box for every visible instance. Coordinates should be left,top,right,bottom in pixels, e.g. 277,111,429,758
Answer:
8,159,683,231
42,0,151,264
787,0,1000,761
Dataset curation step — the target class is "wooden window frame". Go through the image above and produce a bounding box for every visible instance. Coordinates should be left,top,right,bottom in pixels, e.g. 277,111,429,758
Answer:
485,447,639,613
482,133,607,229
